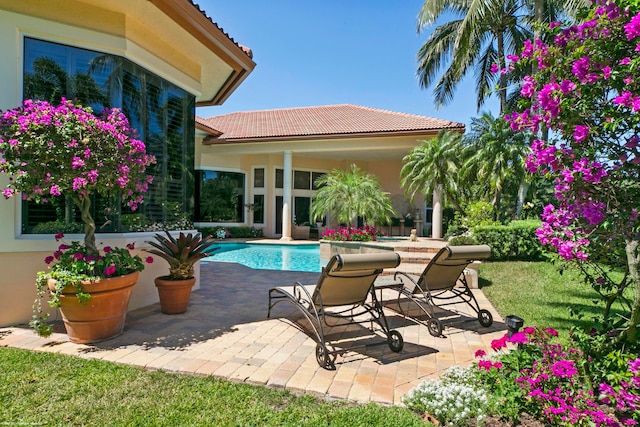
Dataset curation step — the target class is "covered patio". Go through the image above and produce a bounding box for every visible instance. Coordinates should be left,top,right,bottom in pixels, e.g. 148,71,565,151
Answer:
0,261,507,405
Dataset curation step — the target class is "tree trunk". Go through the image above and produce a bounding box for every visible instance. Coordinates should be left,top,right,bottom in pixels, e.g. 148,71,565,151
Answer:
73,196,98,257
496,33,507,115
431,187,443,239
515,180,530,220
624,238,639,344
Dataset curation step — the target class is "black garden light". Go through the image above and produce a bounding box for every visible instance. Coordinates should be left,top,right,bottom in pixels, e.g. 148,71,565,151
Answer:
505,315,524,338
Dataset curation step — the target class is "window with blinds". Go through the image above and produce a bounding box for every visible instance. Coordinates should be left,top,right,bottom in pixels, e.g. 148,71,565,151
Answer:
21,37,195,234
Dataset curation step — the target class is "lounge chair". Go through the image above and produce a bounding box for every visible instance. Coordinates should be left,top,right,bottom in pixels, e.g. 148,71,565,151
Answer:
390,245,493,337
267,252,403,369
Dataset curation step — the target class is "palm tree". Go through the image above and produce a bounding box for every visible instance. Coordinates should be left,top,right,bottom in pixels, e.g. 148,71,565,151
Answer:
416,0,588,114
417,0,532,114
401,130,465,238
311,164,396,226
462,112,531,219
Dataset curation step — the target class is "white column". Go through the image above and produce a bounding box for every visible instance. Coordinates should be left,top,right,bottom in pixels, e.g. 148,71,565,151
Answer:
281,151,293,241
431,188,443,239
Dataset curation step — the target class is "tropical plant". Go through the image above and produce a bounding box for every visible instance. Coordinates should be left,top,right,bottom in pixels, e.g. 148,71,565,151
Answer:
416,0,588,114
401,130,465,238
310,164,396,226
462,112,532,219
0,98,155,336
145,231,216,280
505,0,640,347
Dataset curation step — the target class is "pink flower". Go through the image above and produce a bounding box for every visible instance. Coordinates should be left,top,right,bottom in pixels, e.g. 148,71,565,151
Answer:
49,185,61,197
54,232,64,241
573,125,589,143
44,256,54,264
545,328,559,337
103,246,112,253
475,349,487,358
126,243,135,250
508,332,529,345
624,13,640,40
105,264,116,276
71,157,85,169
73,253,84,261
145,256,154,264
491,335,508,351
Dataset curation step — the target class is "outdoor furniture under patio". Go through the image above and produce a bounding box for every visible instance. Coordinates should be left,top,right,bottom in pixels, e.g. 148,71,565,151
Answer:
267,252,404,369
389,245,494,337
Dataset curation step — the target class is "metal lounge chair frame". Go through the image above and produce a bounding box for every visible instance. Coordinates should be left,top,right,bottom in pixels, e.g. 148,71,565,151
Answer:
268,252,404,369
392,245,493,337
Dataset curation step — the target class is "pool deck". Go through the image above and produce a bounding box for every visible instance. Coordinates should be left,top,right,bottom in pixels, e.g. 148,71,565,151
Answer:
0,244,507,406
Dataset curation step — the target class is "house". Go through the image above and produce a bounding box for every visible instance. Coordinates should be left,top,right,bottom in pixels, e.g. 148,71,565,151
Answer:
195,104,464,239
0,0,254,327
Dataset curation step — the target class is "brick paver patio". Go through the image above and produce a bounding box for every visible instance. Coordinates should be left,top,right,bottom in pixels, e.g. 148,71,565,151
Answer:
0,260,507,405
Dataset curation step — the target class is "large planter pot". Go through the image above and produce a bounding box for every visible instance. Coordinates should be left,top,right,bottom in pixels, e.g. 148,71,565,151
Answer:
154,276,196,315
48,271,139,344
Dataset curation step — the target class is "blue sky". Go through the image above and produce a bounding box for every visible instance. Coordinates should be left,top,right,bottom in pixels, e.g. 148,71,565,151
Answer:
196,0,499,129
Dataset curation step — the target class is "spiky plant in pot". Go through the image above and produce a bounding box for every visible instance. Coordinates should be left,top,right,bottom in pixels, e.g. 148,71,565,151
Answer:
146,231,216,280
145,231,217,314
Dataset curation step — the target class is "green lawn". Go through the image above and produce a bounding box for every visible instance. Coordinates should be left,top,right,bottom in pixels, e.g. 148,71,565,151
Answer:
0,347,425,427
479,260,605,339
1,260,615,426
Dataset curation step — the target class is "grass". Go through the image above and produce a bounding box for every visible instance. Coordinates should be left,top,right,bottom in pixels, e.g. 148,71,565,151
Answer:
0,347,425,426
479,260,613,341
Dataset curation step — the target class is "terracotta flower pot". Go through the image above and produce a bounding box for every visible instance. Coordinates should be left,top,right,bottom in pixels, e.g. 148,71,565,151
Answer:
154,276,196,314
48,271,139,344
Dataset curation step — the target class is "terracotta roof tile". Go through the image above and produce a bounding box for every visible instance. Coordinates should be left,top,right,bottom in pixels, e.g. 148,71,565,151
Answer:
201,104,464,141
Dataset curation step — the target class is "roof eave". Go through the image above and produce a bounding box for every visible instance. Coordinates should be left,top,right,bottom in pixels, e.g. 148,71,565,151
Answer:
150,0,256,106
202,126,465,145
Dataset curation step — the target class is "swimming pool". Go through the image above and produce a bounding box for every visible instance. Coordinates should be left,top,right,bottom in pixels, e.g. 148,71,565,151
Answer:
203,242,324,272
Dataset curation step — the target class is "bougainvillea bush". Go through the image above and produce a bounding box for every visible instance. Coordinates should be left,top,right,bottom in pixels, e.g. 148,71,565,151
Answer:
501,0,640,349
404,327,640,426
0,98,155,254
0,98,156,335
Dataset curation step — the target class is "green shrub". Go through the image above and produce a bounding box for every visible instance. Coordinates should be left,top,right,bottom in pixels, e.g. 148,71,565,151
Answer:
461,201,498,228
29,220,84,234
448,234,479,246
197,226,263,239
473,220,544,261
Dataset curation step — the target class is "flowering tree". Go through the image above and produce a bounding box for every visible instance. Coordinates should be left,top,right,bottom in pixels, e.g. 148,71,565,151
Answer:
0,98,155,256
504,0,640,346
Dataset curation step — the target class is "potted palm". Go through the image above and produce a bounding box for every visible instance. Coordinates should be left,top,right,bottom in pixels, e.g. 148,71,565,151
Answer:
145,231,217,314
0,98,155,343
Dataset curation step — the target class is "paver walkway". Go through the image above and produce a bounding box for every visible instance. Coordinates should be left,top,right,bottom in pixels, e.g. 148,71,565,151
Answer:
0,261,507,405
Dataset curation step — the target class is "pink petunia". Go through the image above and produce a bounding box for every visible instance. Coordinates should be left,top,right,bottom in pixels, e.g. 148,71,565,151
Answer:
105,264,116,276
145,256,154,264
475,349,487,358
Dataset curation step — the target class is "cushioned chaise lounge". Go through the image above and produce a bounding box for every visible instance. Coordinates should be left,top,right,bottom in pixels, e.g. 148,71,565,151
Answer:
267,252,403,369
391,245,493,337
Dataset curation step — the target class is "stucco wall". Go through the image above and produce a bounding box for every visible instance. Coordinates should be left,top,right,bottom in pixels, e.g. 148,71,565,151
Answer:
0,7,208,327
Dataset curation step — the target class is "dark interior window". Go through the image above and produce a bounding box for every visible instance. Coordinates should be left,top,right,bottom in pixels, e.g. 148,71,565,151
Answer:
22,37,195,234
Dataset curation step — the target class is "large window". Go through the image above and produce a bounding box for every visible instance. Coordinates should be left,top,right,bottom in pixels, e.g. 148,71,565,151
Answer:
195,171,245,223
21,37,195,234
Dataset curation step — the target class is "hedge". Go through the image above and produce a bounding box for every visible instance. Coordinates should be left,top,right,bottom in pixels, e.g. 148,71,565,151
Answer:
471,220,545,261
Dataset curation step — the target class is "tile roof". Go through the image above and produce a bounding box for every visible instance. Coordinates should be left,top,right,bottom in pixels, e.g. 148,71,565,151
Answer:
199,104,465,141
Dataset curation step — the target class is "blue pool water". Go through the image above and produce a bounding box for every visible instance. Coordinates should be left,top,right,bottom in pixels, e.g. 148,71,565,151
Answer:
203,243,324,272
